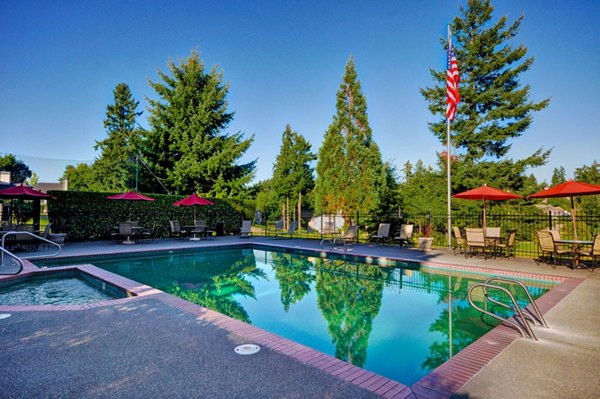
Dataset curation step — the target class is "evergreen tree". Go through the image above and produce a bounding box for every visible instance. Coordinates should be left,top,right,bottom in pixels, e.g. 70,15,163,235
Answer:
551,166,567,186
314,58,385,218
93,83,143,191
144,50,255,197
268,124,316,216
420,0,550,192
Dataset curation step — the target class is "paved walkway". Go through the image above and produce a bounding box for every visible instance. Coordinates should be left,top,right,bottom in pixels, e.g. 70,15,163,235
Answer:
1,236,599,398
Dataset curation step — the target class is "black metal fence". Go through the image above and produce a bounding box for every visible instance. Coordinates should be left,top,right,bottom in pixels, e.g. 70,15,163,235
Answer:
252,209,600,259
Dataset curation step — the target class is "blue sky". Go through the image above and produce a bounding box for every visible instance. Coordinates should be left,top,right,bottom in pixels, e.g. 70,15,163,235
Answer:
1,0,599,186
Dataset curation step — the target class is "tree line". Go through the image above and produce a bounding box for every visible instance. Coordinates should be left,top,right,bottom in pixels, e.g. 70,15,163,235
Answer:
4,0,598,221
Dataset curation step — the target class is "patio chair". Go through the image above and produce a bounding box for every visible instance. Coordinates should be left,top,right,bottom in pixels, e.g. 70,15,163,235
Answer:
333,225,359,249
535,230,572,268
370,223,391,244
465,228,492,259
140,224,157,242
194,220,210,239
452,226,466,255
579,233,600,270
496,229,517,260
393,224,413,246
118,222,134,244
240,220,252,237
169,220,189,239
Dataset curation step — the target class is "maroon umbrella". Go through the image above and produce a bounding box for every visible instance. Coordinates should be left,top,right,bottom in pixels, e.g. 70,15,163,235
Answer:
173,193,214,207
107,191,155,222
0,184,55,200
529,180,600,240
453,184,522,232
173,193,213,224
106,191,155,201
0,184,55,229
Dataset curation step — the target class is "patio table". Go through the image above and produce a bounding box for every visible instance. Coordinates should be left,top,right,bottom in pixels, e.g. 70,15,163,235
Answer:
555,239,593,269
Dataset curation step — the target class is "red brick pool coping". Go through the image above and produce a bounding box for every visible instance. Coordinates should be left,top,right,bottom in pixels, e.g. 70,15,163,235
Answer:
0,254,583,399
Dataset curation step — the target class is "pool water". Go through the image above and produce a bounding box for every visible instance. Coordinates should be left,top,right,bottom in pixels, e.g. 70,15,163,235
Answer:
0,276,122,305
35,247,556,385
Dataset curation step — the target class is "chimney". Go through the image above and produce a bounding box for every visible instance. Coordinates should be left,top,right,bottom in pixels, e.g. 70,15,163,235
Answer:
62,178,69,191
0,171,10,184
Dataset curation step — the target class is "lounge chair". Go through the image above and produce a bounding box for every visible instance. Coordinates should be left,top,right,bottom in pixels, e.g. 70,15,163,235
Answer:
370,223,391,244
394,224,414,246
452,226,466,255
276,221,298,238
465,228,492,259
496,229,517,260
40,223,66,246
240,220,252,237
333,225,359,250
535,230,572,268
579,233,599,270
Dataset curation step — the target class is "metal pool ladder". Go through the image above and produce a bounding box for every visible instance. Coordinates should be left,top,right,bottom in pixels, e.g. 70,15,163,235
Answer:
0,231,62,275
467,277,548,340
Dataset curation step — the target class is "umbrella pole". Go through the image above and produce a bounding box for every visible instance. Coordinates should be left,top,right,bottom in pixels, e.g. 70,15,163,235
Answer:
482,198,487,235
571,196,578,240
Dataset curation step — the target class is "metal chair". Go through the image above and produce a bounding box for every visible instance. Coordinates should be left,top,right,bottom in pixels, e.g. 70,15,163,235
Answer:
535,230,572,268
579,233,600,270
452,226,466,255
496,230,517,260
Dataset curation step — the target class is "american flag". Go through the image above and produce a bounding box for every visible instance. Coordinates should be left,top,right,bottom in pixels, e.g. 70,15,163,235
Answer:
446,44,460,121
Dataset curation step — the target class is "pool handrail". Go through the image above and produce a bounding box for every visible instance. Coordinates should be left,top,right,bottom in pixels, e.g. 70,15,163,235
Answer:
482,276,548,328
0,245,24,275
1,230,62,265
468,282,538,340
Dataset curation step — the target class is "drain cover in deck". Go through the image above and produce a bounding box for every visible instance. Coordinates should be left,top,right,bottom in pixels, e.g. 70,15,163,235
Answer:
234,344,260,355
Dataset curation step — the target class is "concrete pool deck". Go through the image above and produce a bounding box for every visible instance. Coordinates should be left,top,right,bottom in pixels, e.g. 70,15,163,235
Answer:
1,236,599,398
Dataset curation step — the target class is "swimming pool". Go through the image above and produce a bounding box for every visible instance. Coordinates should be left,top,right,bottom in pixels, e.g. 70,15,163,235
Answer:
35,246,557,385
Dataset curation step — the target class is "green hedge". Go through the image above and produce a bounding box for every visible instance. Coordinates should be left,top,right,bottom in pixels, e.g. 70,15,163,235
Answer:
48,190,252,241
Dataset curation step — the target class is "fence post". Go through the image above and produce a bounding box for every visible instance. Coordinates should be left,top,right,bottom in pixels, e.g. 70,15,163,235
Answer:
356,210,360,243
548,210,553,230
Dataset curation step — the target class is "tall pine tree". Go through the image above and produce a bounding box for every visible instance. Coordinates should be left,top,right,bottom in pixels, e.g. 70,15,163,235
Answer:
268,124,316,215
93,83,143,191
144,50,255,197
420,0,550,192
314,58,385,218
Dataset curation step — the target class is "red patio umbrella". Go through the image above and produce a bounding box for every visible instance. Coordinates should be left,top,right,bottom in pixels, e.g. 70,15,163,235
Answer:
0,184,55,230
106,191,155,201
173,193,213,222
107,191,155,222
528,180,600,240
173,193,214,240
173,193,214,207
453,184,522,233
0,184,55,200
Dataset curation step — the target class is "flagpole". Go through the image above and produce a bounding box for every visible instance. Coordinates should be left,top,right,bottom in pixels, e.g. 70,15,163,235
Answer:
446,25,452,248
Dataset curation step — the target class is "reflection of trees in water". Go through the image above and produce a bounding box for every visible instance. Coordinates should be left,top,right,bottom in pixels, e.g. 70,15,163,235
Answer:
271,253,315,311
315,259,385,367
166,253,266,323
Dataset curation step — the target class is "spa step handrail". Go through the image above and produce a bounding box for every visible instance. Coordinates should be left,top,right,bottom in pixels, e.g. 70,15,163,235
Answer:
0,246,24,275
1,231,62,263
467,281,541,340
